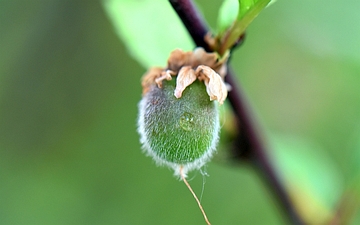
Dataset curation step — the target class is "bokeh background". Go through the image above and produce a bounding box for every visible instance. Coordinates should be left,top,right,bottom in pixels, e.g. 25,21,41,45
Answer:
1,0,359,224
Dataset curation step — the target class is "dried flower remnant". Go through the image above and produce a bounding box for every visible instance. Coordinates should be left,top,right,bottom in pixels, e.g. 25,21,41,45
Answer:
196,65,228,103
174,66,197,98
141,47,229,104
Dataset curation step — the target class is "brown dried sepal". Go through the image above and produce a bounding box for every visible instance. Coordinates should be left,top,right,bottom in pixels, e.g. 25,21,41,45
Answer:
196,65,228,104
141,47,230,104
174,66,197,99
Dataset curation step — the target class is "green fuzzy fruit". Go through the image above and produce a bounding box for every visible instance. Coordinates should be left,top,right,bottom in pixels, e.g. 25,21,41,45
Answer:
138,79,220,176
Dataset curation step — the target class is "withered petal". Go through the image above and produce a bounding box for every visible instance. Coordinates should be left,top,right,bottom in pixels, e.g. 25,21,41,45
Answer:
196,65,228,105
141,47,230,102
192,47,218,68
174,66,197,99
155,70,174,88
141,67,164,94
167,49,192,72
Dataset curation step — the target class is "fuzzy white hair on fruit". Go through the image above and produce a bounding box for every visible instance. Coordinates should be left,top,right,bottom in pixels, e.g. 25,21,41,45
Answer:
137,92,220,178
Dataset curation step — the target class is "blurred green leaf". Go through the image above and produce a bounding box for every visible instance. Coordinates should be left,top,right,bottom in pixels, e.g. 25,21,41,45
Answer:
269,134,343,224
350,127,360,180
217,0,239,35
278,0,360,62
102,0,194,68
349,127,360,216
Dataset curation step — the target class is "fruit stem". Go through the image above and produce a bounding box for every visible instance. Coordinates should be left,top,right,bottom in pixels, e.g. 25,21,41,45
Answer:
180,166,211,225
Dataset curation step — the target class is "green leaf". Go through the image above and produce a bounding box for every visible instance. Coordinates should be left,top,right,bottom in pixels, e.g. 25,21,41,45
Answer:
239,0,255,16
217,0,239,35
218,0,273,54
102,0,194,68
269,134,343,224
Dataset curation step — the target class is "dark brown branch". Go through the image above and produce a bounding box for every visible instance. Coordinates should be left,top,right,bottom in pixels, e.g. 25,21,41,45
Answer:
169,0,210,51
169,0,304,224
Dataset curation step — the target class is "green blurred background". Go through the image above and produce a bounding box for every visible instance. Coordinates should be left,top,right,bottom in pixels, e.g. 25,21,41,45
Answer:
1,0,359,224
